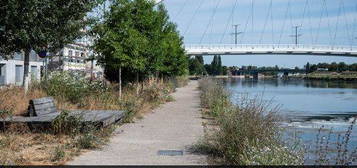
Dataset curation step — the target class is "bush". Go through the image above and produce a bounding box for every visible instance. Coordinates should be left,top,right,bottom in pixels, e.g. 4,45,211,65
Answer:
197,78,303,165
51,110,82,135
41,71,108,104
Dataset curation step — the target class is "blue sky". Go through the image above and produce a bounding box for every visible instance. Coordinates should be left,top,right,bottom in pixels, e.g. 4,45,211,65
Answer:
162,0,357,68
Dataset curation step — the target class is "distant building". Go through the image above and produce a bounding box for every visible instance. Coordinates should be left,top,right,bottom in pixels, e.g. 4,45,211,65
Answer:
50,41,104,79
0,51,43,86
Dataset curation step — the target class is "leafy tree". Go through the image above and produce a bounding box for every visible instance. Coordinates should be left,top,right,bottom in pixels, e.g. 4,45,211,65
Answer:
189,56,205,76
93,0,187,97
0,0,98,91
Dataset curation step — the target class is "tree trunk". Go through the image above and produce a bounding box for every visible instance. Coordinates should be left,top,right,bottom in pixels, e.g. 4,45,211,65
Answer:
118,67,122,100
90,59,94,82
23,49,30,93
136,72,139,95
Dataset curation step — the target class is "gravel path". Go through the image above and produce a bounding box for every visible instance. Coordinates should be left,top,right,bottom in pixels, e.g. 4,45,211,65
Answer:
68,80,207,165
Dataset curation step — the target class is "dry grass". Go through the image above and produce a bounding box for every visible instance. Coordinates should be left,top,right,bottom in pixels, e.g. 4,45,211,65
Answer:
0,75,187,165
0,87,47,116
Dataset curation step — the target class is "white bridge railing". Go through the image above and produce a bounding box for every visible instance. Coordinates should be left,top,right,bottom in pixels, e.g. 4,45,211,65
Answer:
185,44,357,56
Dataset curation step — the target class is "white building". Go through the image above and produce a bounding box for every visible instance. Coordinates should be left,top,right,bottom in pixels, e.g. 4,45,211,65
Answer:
0,51,43,86
51,42,104,79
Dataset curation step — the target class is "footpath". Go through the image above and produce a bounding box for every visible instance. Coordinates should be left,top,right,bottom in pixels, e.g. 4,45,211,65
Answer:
68,80,207,165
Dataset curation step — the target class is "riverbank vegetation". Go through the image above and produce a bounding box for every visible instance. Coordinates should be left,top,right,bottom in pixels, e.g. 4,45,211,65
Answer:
194,78,303,165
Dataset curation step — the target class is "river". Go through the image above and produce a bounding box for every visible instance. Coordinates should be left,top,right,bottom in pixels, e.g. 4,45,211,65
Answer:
220,78,357,164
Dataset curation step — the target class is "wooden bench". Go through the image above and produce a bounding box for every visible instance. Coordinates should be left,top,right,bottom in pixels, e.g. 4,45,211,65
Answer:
28,97,58,117
0,97,125,129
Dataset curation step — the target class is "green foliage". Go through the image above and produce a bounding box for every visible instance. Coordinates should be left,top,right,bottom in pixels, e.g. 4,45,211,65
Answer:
76,131,99,149
41,71,108,104
52,110,82,135
51,145,66,162
205,55,223,76
189,56,206,76
0,0,99,87
93,0,188,83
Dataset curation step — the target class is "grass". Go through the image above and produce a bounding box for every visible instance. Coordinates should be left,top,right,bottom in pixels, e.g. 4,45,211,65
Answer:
195,78,303,165
0,71,188,165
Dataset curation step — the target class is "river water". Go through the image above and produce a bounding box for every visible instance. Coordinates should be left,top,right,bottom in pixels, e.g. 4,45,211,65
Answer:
220,78,357,164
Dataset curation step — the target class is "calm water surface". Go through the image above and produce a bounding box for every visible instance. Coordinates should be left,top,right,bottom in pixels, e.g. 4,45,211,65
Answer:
221,78,357,163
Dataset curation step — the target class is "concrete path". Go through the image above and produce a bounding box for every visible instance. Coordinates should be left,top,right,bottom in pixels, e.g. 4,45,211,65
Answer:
68,81,207,165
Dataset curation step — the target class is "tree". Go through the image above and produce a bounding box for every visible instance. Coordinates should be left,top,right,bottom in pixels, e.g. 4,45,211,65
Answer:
189,56,205,76
93,0,187,97
0,0,98,91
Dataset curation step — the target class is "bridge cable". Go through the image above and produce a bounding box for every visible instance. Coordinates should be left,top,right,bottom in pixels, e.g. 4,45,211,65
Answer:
270,0,275,44
174,0,189,19
251,0,255,37
219,0,239,44
303,0,314,45
352,4,357,44
240,2,253,44
332,0,343,46
183,0,204,37
259,0,273,44
199,0,222,44
341,0,353,47
313,0,326,44
278,0,291,45
288,0,294,44
322,0,333,45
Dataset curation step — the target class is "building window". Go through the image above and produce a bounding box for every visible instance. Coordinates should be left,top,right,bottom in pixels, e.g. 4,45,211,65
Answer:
15,65,22,83
75,51,80,57
81,52,85,57
0,64,4,76
68,50,73,57
31,66,37,80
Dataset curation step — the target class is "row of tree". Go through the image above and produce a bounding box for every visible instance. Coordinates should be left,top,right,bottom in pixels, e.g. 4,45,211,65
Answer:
305,62,357,73
189,55,228,76
93,0,188,96
0,0,188,95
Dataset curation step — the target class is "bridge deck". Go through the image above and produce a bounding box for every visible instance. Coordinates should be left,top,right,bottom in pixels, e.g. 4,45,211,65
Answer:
185,44,357,56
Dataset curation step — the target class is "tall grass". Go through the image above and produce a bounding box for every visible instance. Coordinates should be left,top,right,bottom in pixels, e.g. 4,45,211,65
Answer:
197,78,303,165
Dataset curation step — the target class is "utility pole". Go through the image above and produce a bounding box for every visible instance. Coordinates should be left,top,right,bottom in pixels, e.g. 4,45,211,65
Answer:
290,25,302,45
232,24,243,45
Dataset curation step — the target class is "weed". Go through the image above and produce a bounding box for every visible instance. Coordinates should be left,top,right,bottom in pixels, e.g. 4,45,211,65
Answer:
51,110,82,135
51,145,66,162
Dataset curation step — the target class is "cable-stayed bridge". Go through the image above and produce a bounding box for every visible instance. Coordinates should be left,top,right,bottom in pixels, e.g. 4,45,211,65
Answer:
185,44,357,57
166,0,357,58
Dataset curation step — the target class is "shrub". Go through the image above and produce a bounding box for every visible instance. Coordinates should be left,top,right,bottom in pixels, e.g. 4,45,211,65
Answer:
51,110,82,135
75,132,99,149
51,145,66,162
41,71,108,104
197,78,303,165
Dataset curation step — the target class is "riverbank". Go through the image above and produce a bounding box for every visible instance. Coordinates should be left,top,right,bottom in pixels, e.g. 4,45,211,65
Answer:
0,72,188,165
68,80,207,165
192,78,303,165
303,71,357,80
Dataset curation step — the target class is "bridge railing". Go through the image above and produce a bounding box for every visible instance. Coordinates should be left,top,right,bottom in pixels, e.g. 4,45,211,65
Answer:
185,44,357,51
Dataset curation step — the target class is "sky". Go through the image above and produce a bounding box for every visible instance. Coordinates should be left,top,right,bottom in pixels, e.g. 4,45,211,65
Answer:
162,0,357,68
